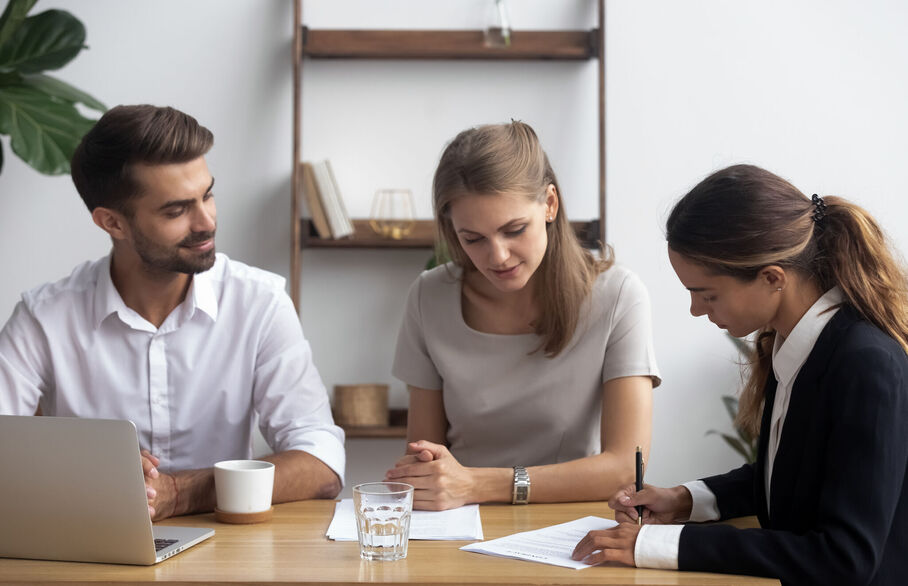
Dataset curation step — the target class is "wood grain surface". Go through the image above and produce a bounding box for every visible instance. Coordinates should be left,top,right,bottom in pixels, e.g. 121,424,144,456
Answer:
0,500,779,585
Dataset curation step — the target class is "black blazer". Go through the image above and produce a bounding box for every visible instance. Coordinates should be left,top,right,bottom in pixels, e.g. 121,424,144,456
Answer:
678,307,908,586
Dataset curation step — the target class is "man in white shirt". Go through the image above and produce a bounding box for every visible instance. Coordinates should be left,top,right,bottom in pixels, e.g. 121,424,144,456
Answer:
0,105,345,520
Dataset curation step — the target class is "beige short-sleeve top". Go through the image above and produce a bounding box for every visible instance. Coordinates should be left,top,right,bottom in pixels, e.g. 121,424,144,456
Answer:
392,263,661,468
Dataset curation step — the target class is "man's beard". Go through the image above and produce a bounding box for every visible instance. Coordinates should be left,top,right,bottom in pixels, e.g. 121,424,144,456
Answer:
131,225,217,275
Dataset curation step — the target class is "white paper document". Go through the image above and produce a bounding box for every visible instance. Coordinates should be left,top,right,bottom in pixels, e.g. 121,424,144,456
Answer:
326,499,484,541
460,516,617,569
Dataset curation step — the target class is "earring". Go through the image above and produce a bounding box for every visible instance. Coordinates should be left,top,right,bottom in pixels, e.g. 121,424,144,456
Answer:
776,287,783,292
546,215,554,222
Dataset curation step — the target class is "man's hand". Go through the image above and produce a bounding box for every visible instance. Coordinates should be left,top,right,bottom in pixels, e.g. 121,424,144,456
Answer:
141,450,177,521
384,440,475,511
571,522,641,566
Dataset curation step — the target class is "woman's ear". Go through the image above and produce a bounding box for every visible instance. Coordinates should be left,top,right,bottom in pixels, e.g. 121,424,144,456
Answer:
545,184,559,221
760,265,787,292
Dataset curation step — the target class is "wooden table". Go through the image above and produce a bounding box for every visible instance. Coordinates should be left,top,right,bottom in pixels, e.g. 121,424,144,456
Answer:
0,500,778,585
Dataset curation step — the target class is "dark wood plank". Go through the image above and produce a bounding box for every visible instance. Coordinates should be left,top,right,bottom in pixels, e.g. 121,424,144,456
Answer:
291,0,303,311
342,425,408,439
300,219,601,249
302,219,437,248
302,28,597,60
598,0,607,245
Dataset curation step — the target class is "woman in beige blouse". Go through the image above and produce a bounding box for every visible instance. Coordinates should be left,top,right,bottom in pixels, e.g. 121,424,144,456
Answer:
385,121,660,510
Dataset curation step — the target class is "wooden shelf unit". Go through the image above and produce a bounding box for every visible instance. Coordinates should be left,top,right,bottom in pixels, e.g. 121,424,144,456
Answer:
290,0,606,309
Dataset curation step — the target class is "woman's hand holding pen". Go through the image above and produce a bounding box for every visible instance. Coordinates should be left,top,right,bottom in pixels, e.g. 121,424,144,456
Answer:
610,483,693,524
571,484,693,567
384,440,475,511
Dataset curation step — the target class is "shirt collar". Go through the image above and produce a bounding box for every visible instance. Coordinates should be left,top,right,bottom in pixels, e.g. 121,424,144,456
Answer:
92,254,219,330
189,266,218,322
92,254,135,330
772,287,844,386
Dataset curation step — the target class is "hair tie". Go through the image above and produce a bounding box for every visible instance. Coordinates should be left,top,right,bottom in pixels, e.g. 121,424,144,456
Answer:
811,194,827,223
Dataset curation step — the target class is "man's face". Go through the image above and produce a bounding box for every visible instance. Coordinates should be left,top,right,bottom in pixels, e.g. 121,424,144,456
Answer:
125,157,217,275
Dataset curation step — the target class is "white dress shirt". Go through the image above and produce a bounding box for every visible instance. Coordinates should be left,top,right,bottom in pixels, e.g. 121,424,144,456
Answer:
634,287,843,569
0,253,345,483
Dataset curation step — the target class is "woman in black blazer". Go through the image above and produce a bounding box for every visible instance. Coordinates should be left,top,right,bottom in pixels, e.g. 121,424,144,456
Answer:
572,164,908,585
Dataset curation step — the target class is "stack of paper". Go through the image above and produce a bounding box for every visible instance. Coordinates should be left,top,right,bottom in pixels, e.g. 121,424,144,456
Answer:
326,499,484,541
461,516,617,569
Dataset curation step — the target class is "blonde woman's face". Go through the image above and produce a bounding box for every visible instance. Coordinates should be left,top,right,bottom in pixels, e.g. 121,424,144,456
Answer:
668,248,782,338
449,189,557,294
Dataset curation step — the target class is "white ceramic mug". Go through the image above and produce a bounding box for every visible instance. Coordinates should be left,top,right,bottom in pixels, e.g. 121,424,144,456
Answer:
213,460,275,514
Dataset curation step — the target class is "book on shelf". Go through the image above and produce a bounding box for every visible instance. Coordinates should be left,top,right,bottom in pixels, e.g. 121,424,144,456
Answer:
325,161,354,236
310,159,354,239
300,162,331,238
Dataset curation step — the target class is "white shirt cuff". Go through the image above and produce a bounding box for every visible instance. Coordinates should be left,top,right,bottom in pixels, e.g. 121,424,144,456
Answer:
634,524,683,569
683,480,720,522
284,429,347,487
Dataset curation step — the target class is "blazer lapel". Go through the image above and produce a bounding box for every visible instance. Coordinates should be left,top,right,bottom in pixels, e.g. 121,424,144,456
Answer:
755,374,776,526
766,307,857,524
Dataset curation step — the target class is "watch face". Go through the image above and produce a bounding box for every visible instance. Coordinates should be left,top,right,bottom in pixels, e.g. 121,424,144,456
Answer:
515,486,529,501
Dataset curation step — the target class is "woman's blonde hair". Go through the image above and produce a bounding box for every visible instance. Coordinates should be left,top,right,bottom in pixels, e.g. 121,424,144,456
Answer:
666,164,908,435
432,121,611,357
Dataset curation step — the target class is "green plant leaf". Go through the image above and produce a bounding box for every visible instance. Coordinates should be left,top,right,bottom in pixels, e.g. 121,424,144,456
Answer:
21,73,105,111
0,83,96,175
0,9,85,74
707,430,751,462
0,69,21,86
720,395,739,422
720,434,751,462
0,0,38,50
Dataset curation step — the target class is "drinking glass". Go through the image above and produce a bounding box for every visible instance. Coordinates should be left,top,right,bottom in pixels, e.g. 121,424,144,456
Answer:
352,482,414,561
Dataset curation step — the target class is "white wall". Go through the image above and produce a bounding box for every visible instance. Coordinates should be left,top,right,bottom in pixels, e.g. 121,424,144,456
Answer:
1,1,906,495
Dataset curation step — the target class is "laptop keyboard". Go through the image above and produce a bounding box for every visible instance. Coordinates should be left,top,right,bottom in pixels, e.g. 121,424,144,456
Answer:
154,538,179,552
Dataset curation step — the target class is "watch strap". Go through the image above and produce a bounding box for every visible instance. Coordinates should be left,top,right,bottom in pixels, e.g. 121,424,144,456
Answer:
512,465,531,505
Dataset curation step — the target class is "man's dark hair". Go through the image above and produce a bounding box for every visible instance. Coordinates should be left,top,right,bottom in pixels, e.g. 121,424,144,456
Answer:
71,105,214,213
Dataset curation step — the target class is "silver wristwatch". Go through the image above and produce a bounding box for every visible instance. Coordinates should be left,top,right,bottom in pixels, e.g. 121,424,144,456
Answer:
512,466,531,505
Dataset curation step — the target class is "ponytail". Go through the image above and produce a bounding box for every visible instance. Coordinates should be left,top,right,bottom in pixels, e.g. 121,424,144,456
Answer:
666,165,908,436
815,198,908,354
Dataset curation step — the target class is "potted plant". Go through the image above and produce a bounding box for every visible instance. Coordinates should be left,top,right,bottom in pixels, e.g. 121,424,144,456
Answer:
0,0,105,175
706,335,759,464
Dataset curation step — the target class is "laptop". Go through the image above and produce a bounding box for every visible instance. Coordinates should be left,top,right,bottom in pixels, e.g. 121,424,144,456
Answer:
0,415,214,565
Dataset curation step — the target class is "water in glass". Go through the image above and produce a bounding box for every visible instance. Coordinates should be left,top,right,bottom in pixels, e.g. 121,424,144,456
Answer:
357,504,411,560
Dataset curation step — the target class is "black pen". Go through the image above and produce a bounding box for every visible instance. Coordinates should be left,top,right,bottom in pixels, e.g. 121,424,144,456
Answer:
635,446,644,525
